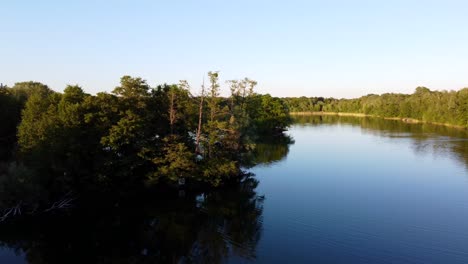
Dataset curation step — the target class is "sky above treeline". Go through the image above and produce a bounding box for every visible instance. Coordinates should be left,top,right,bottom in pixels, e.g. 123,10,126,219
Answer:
1,0,467,98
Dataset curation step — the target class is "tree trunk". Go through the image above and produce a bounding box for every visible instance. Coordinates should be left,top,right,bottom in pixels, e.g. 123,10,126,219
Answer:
195,81,205,154
169,88,176,135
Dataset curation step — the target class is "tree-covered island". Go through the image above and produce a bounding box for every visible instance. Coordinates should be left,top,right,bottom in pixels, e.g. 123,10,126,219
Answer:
0,72,296,263
0,72,292,198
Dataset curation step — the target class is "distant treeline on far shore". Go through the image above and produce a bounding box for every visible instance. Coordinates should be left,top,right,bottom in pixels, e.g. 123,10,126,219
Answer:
282,87,468,128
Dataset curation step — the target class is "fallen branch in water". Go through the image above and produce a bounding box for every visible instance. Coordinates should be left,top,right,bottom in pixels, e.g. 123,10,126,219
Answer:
43,197,74,212
0,203,22,222
0,192,76,222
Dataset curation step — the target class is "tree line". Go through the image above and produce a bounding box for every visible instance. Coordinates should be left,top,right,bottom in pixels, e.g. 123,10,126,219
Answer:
0,73,292,191
282,87,468,128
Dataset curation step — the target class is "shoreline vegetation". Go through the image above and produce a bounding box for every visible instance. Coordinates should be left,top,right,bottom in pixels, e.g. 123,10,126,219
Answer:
282,86,468,130
290,111,468,130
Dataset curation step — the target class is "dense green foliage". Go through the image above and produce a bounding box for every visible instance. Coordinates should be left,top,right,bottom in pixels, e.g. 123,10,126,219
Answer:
1,73,291,191
283,87,468,127
0,82,53,159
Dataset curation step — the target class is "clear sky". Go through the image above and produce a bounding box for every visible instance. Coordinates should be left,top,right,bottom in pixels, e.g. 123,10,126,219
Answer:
1,0,467,98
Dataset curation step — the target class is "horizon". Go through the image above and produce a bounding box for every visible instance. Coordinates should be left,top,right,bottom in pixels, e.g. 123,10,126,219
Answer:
2,1,468,98
2,78,467,100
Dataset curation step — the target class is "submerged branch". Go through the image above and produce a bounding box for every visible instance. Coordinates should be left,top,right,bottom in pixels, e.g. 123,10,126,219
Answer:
0,192,76,222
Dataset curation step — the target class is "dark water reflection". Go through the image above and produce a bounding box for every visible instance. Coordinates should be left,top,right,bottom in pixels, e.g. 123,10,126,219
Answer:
244,135,294,168
0,177,264,264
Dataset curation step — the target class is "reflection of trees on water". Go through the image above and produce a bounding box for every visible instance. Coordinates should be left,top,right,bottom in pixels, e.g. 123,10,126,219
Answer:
0,176,264,264
294,115,468,170
242,135,295,168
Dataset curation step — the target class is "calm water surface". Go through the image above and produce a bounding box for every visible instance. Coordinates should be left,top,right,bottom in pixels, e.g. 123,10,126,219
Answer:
250,116,468,263
2,116,468,263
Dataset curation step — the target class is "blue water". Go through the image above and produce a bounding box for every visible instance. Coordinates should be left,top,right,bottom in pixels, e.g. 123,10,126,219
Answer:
0,247,25,264
249,120,468,263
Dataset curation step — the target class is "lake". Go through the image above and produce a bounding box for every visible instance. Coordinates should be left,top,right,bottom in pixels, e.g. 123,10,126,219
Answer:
1,115,468,263
251,115,468,263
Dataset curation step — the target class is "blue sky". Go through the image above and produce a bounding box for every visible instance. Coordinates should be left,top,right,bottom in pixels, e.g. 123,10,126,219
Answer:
1,0,467,98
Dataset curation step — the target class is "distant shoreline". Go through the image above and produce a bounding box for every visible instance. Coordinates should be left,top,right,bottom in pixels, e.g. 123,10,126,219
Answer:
290,111,468,130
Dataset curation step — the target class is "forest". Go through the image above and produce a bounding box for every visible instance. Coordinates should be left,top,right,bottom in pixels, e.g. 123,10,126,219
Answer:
282,87,468,128
0,72,291,195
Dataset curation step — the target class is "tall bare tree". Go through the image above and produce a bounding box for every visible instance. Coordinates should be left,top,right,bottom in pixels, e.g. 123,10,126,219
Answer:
195,78,205,154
